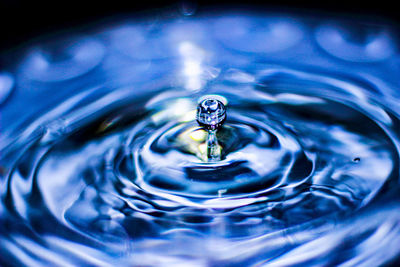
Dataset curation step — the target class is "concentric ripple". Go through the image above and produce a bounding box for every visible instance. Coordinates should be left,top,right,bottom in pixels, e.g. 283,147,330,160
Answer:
1,15,400,267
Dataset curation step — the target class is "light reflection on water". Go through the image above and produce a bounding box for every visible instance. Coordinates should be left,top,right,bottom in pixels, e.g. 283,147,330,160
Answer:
0,13,400,266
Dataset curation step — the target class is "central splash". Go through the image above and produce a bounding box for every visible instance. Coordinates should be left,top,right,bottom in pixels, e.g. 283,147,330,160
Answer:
196,95,227,162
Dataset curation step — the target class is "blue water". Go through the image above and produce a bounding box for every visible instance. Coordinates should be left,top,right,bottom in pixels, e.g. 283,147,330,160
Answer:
1,13,400,266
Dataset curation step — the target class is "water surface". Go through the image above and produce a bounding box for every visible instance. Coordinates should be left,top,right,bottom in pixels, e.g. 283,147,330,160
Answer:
1,14,400,266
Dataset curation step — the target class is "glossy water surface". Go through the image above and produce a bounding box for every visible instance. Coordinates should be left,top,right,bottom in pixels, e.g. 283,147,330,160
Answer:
1,14,400,266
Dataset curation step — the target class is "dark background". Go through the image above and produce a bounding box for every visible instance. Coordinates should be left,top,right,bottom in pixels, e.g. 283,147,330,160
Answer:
0,0,399,52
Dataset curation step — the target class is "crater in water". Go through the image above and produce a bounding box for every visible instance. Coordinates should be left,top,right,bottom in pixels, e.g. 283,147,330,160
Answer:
1,14,400,266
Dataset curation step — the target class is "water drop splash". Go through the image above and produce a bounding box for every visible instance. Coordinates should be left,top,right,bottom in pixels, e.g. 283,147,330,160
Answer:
196,96,226,161
1,14,400,267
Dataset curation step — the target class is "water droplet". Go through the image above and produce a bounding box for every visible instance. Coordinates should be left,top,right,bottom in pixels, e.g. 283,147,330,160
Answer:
196,97,226,131
196,96,226,162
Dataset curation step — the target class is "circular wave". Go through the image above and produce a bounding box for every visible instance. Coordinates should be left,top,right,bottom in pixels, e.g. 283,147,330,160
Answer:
1,65,399,265
1,15,400,267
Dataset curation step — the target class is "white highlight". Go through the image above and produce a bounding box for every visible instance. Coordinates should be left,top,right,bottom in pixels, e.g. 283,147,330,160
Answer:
179,41,206,91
